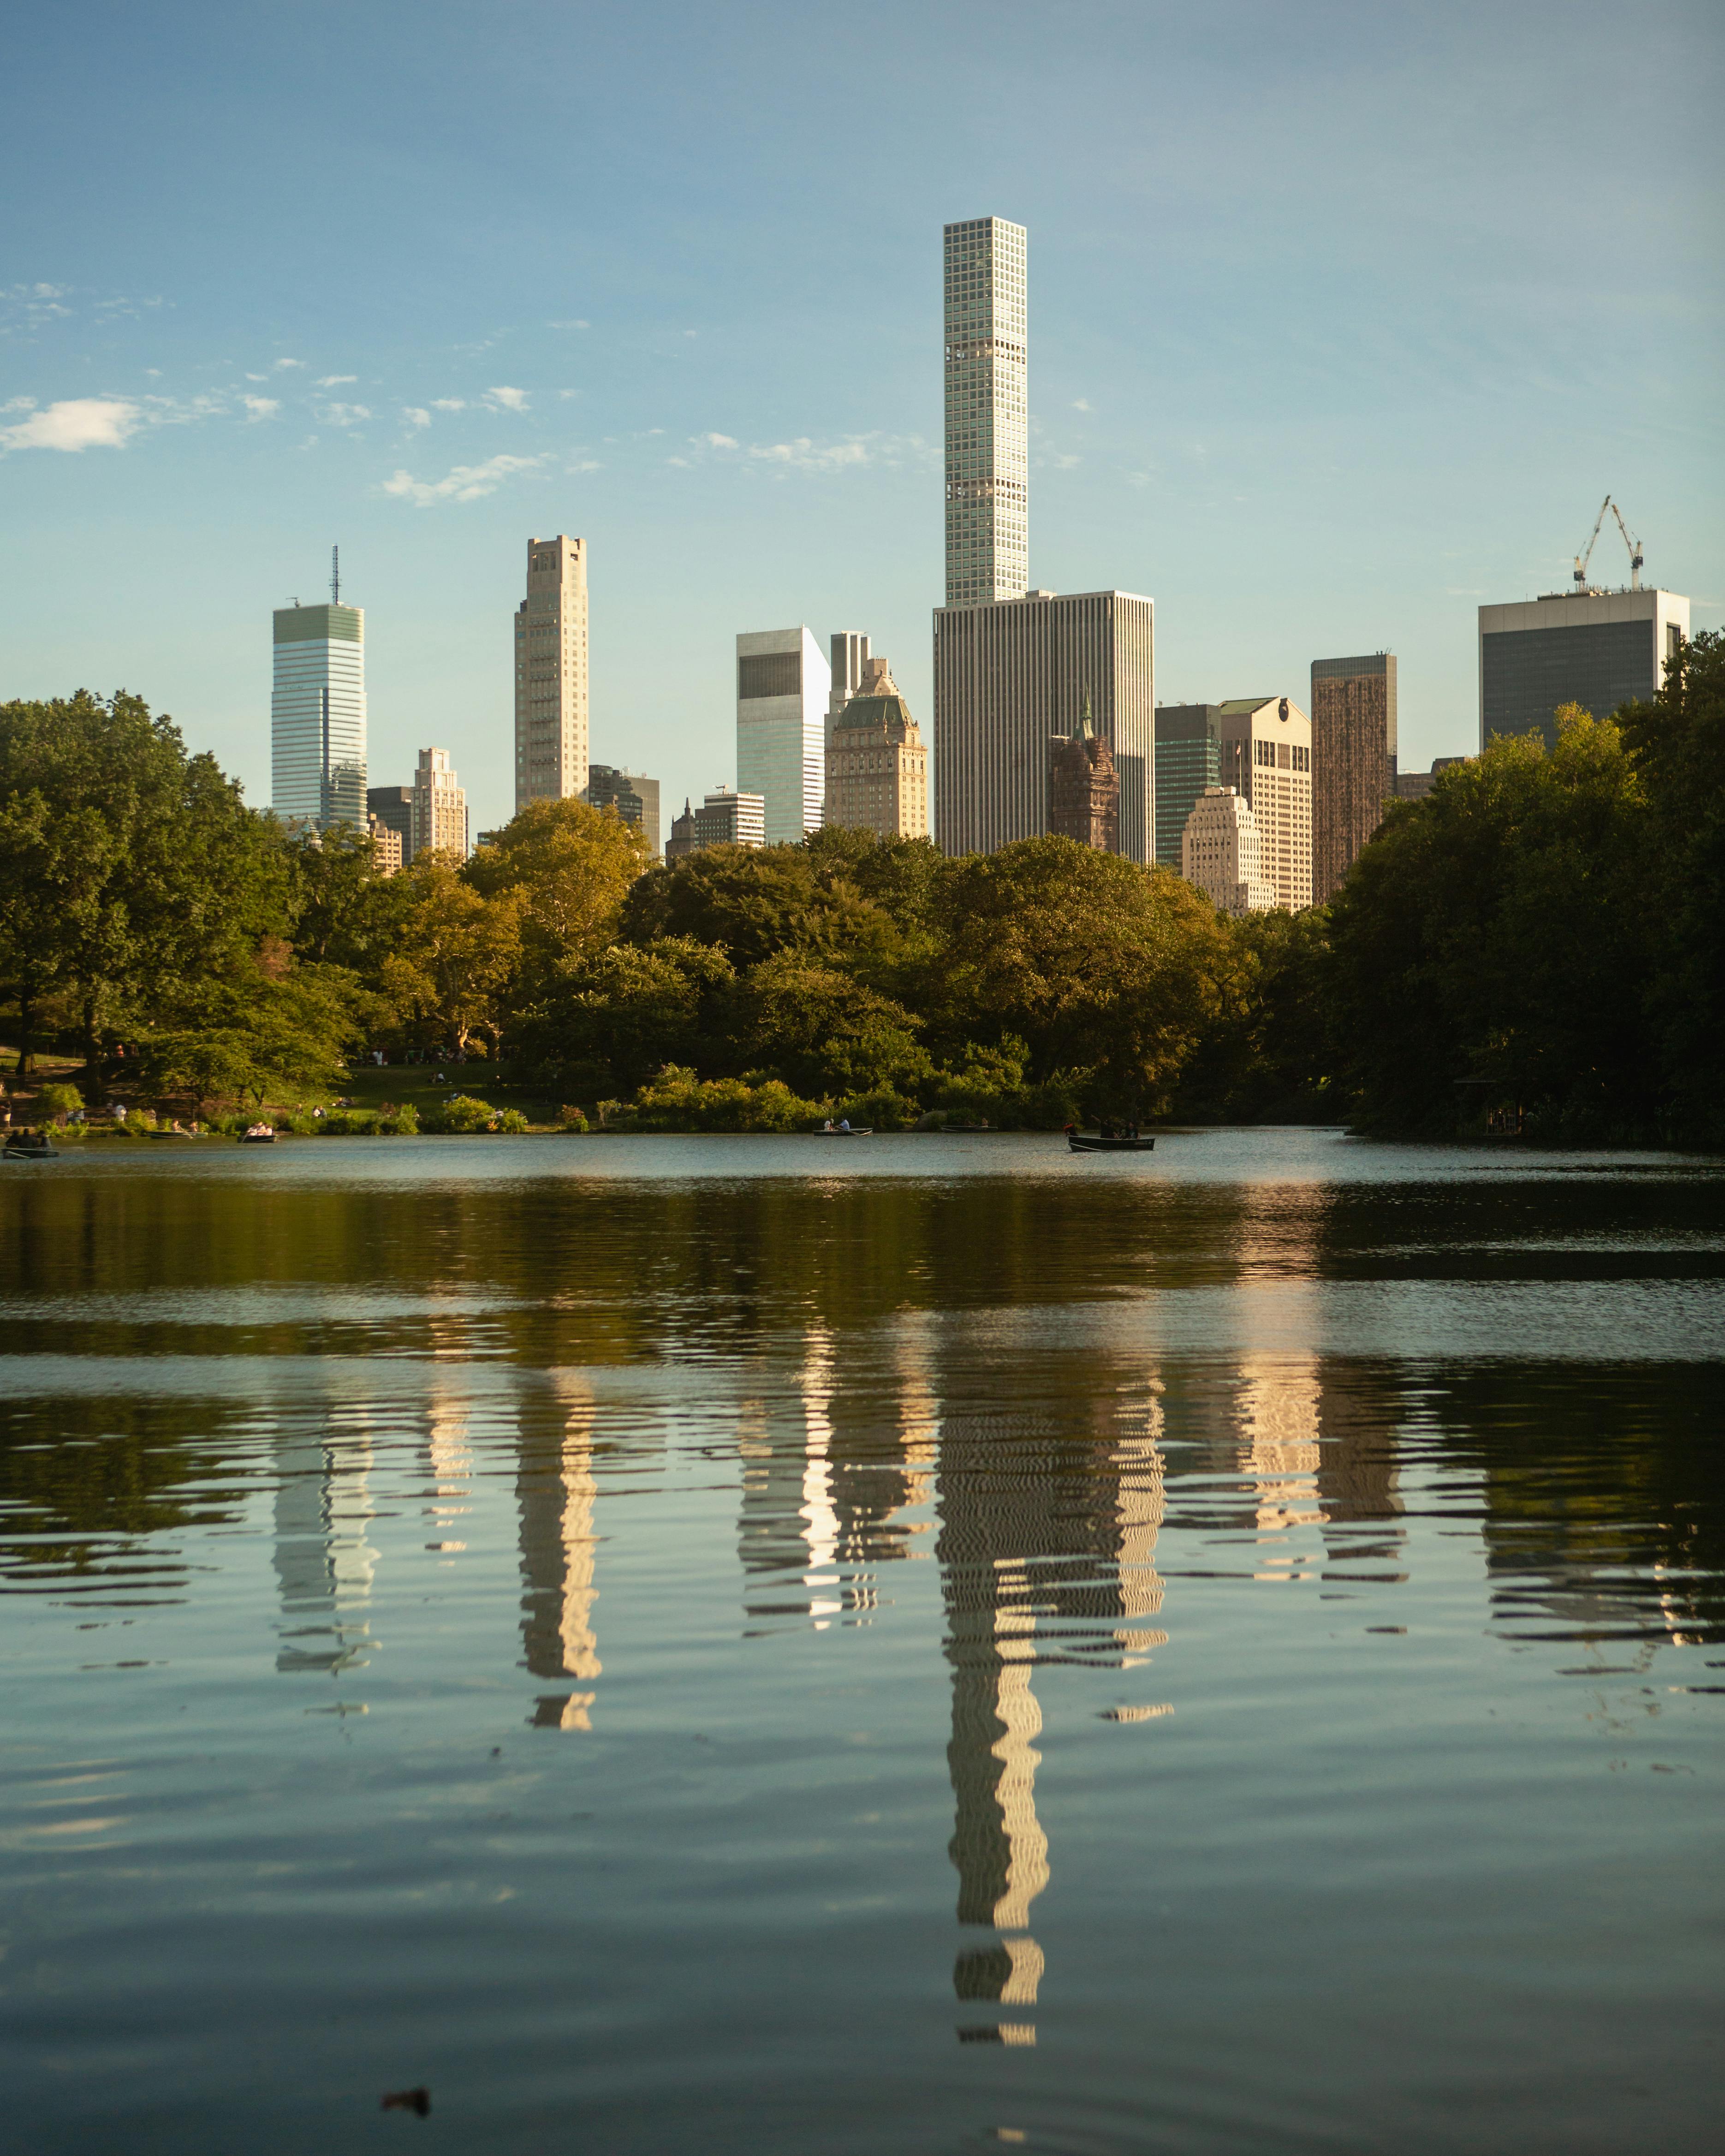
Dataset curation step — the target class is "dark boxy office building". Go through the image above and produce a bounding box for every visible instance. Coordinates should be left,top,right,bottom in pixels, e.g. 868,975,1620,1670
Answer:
587,764,661,857
1478,589,1688,752
1309,653,1397,902
933,590,1154,864
1153,704,1220,867
366,785,415,866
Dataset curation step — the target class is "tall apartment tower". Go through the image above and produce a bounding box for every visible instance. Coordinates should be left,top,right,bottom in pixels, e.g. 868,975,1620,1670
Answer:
1310,653,1397,901
272,596,366,830
944,217,1028,607
934,590,1154,862
514,535,589,810
736,627,829,844
412,746,468,860
1216,697,1313,910
1478,586,1688,751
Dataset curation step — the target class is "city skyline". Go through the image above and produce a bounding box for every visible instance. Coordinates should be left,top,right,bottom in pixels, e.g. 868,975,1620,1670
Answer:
2,3,1717,840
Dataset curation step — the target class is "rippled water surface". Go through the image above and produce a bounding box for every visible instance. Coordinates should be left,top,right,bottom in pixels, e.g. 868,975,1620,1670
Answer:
2,1131,1722,2153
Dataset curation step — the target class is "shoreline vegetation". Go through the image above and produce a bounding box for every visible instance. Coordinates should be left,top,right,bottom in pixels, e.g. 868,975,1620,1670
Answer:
3,632,1720,1149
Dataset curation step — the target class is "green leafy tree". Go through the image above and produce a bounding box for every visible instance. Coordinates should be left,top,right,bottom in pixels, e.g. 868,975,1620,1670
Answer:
464,796,648,992
512,936,733,1098
381,854,524,1058
619,841,894,969
927,837,1242,1111
1617,629,1725,1142
286,820,412,980
716,951,933,1098
1328,709,1657,1137
140,959,367,1111
0,691,289,1073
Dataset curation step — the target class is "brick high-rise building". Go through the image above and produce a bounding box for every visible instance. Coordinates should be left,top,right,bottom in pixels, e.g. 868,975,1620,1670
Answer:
1047,702,1118,851
826,658,928,839
1310,653,1397,901
514,535,589,809
412,746,468,861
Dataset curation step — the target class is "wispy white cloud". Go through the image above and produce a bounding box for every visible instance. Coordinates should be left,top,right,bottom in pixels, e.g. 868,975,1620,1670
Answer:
316,402,371,427
1071,398,1092,412
1,396,142,451
1,396,34,413
274,357,305,371
315,373,357,387
381,451,544,507
680,428,929,474
1,282,74,335
1050,452,1081,469
430,397,465,412
567,458,601,474
666,455,691,468
485,385,529,412
245,372,268,382
683,330,697,339
402,406,431,428
242,395,280,421
548,319,589,330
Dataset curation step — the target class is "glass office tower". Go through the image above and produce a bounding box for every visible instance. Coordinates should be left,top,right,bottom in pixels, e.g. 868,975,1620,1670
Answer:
272,601,367,829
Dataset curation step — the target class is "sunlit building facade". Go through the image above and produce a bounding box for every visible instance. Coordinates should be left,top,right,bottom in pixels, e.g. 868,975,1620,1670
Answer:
945,216,1029,608
272,600,366,830
515,534,589,809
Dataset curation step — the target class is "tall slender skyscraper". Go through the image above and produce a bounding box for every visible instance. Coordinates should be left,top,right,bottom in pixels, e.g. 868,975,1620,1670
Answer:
944,217,1028,607
514,535,589,810
1310,653,1397,901
272,578,366,831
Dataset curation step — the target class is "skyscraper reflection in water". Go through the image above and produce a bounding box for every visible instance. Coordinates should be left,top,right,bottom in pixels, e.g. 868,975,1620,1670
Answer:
939,1375,1167,2047
271,1407,378,1676
737,1320,937,1632
517,1378,602,1729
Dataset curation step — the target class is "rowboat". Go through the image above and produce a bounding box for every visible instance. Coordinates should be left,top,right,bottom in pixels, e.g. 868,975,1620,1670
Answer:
1067,1133,1155,1153
814,1125,873,1137
3,1134,58,1161
239,1123,277,1145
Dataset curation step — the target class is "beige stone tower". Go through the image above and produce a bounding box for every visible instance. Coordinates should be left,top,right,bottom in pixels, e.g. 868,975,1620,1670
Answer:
514,535,589,809
826,658,929,839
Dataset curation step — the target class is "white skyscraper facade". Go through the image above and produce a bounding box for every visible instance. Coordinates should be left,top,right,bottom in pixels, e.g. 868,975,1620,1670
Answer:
736,627,830,844
944,216,1028,607
515,535,589,810
272,600,366,830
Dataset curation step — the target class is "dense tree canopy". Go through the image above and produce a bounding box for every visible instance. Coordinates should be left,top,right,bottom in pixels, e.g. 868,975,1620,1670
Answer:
5,646,1721,1143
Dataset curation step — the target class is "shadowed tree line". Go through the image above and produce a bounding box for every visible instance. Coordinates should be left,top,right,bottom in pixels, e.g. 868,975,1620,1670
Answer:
2,630,1720,1141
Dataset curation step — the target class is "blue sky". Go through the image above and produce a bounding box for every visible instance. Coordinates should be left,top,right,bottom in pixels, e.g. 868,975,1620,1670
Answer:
3,0,1720,837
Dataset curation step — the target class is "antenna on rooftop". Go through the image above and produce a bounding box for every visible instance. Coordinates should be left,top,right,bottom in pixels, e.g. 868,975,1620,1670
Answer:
330,545,340,605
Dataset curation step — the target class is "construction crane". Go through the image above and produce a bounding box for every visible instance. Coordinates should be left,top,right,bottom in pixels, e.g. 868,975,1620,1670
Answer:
1573,496,1644,592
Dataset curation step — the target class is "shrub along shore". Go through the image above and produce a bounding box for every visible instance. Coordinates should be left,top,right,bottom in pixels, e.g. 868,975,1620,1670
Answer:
3,632,1721,1147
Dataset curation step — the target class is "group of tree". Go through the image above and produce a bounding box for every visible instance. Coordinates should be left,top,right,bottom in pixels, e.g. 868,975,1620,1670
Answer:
2,630,1719,1144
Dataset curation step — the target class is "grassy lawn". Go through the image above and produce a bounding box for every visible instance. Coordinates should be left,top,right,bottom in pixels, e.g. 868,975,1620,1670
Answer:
338,1061,569,1128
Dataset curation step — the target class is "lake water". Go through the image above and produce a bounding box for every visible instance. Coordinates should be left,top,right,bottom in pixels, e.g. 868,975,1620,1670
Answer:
2,1130,1721,2153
